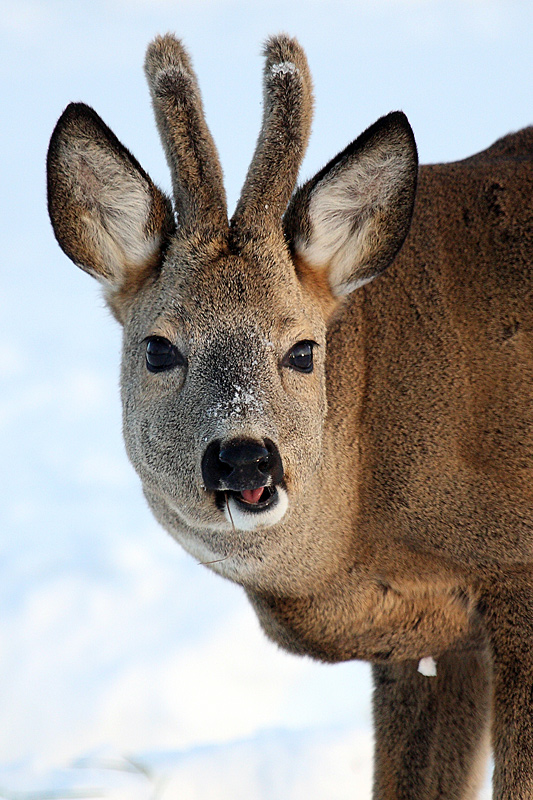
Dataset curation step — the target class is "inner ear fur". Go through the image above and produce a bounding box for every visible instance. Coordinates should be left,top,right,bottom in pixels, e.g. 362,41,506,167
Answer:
47,103,175,317
284,112,418,297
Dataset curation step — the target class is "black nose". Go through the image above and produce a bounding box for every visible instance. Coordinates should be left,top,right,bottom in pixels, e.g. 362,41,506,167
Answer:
201,438,284,492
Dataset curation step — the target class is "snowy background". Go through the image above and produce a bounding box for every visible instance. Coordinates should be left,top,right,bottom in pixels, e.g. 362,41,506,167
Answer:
2,0,532,796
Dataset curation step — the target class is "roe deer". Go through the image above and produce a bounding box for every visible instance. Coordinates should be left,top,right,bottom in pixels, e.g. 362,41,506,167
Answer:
47,33,533,800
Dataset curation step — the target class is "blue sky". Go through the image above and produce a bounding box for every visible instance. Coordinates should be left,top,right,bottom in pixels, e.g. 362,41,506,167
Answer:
0,0,530,794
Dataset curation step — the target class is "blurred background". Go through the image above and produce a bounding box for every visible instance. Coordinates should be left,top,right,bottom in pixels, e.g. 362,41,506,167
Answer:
2,0,532,796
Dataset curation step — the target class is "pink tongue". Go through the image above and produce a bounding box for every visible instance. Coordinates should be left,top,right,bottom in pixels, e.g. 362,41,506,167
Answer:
241,487,265,504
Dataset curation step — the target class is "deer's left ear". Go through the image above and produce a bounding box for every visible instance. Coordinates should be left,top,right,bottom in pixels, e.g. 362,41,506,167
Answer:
284,112,418,296
47,103,175,317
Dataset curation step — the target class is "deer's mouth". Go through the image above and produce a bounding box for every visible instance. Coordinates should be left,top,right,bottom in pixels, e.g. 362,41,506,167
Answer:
217,485,279,514
211,483,289,531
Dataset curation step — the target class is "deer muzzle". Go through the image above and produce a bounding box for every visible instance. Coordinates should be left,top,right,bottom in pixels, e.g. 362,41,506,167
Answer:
201,438,284,497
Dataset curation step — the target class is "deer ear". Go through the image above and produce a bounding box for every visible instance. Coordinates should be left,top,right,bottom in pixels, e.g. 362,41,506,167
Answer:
284,112,417,296
47,103,175,314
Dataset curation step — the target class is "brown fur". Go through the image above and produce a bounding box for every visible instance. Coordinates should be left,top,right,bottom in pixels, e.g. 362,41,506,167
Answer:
232,35,314,233
47,34,533,800
145,35,227,233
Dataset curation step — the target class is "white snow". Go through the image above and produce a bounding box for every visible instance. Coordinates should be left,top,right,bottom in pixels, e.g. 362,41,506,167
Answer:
418,656,438,677
271,61,297,77
0,729,374,800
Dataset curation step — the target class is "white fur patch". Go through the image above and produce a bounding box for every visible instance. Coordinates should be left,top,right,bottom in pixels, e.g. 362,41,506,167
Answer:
224,487,289,531
297,144,411,295
64,142,158,282
163,491,290,584
335,272,377,295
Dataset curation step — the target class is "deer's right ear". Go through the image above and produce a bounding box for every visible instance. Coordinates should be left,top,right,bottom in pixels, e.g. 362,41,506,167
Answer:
47,103,175,315
284,112,417,299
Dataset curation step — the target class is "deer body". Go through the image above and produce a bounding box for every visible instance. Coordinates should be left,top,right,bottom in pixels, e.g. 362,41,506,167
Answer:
48,34,533,800
252,137,533,669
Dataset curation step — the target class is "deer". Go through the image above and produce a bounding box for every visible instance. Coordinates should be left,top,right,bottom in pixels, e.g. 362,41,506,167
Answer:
46,32,533,800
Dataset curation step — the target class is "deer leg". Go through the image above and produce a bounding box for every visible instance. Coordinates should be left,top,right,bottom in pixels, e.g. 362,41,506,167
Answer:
372,647,491,800
479,579,533,800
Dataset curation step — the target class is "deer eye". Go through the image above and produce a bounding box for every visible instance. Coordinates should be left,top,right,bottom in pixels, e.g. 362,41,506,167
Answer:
283,340,316,374
145,336,184,373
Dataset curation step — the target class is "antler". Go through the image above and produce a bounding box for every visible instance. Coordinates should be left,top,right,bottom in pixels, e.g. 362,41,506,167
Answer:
145,34,228,233
231,35,314,235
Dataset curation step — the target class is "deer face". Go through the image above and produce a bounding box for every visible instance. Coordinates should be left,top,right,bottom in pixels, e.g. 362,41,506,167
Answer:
47,34,417,589
120,234,329,551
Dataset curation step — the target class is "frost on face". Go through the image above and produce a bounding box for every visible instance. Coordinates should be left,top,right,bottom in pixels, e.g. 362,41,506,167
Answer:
206,383,265,422
204,331,272,424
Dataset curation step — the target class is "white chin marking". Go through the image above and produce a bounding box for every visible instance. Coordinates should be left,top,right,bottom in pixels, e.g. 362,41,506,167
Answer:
224,487,289,531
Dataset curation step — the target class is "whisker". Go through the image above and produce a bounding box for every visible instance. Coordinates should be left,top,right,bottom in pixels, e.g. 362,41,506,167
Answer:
225,492,237,532
197,493,236,566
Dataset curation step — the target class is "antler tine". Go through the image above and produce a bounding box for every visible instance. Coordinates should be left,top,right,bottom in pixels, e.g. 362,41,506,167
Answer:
145,34,228,233
231,34,314,237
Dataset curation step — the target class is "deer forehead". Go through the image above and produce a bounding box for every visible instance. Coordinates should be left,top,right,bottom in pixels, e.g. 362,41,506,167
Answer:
133,242,327,346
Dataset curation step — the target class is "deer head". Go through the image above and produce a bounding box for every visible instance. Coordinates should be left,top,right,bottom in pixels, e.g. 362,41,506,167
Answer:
47,34,417,593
